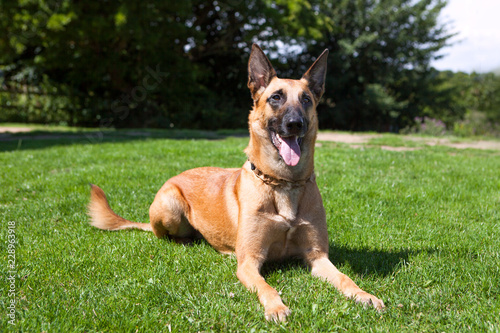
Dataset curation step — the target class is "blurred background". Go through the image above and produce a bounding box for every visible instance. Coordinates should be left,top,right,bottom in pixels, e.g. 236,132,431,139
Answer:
1,0,499,136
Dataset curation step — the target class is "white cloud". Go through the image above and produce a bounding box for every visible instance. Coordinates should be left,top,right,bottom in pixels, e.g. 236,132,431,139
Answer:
431,0,500,73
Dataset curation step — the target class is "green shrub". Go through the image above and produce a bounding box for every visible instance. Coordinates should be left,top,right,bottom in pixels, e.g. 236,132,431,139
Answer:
401,116,447,136
453,111,500,138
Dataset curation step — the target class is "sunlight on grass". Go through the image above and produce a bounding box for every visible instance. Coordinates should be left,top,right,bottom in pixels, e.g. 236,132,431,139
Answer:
1,132,499,331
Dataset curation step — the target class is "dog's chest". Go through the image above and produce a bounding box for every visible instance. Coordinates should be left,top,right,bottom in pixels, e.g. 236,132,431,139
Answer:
265,188,307,260
273,187,301,222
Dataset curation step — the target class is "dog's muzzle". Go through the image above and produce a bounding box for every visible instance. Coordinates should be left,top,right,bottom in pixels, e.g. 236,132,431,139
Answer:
268,110,308,167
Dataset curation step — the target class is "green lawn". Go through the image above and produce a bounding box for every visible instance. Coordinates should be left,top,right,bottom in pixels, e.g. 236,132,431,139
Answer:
1,129,499,332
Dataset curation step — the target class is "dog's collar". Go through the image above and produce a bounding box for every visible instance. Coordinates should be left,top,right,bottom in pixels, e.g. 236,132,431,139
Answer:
249,161,314,188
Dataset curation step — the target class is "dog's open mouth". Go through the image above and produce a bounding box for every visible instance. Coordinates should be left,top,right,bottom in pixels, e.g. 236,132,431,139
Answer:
271,132,303,166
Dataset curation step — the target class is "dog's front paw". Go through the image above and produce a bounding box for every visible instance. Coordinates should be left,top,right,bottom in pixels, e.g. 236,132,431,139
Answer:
355,291,385,311
265,304,291,322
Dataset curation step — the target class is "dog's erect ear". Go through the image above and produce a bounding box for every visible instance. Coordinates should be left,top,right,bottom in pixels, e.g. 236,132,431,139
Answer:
248,44,277,99
302,49,329,101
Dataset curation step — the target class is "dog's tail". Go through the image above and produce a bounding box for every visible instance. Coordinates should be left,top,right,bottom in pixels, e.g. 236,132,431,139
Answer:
88,184,153,232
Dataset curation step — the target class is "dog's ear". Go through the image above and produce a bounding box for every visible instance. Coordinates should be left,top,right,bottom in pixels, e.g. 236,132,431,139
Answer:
302,49,329,101
248,44,277,99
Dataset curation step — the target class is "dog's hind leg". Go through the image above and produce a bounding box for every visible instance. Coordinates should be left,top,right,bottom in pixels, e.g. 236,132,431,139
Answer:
149,183,196,241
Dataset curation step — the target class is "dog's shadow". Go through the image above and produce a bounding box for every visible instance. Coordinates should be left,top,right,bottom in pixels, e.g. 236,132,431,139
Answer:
261,243,426,278
327,243,418,277
166,235,424,278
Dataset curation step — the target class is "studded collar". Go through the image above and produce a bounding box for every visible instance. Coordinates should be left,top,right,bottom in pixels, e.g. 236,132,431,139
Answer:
248,161,314,188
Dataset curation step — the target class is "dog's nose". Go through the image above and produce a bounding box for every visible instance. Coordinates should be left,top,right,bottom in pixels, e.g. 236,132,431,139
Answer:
286,117,304,131
282,107,307,136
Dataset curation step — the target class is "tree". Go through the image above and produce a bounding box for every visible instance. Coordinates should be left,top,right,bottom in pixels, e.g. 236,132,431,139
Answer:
294,0,455,131
1,0,196,127
1,0,456,132
0,0,286,128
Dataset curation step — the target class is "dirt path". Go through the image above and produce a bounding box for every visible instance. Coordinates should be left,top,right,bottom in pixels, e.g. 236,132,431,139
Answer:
1,126,499,150
317,132,500,151
0,127,34,133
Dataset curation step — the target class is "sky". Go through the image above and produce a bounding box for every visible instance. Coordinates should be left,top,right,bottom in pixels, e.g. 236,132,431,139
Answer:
431,0,500,73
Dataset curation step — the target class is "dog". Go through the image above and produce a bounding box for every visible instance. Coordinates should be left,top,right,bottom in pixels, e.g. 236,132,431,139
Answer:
88,44,385,322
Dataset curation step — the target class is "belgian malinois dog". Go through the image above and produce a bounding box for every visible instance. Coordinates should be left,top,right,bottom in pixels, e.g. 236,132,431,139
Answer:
88,44,385,321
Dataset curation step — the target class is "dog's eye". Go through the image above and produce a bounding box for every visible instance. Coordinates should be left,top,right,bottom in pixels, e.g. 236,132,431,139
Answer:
303,96,311,104
271,94,281,101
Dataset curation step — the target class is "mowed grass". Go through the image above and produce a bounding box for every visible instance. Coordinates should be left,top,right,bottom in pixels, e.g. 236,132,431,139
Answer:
1,130,499,332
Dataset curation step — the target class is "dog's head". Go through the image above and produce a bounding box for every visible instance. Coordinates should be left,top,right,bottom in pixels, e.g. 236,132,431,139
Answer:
245,44,328,179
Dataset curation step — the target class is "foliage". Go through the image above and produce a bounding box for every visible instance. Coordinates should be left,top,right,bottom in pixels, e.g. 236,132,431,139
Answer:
441,71,500,137
0,0,287,128
299,0,455,131
401,116,447,136
1,0,456,130
399,71,500,137
453,111,500,138
1,131,500,331
464,72,500,125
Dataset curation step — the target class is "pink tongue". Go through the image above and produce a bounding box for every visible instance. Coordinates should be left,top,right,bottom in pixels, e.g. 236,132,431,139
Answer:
279,136,301,166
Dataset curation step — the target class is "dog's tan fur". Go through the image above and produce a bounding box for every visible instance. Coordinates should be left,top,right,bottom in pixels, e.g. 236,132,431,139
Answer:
88,44,384,321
